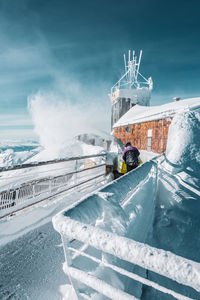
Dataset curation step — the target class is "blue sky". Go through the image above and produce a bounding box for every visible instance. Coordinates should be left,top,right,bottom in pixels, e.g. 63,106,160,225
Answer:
0,0,200,140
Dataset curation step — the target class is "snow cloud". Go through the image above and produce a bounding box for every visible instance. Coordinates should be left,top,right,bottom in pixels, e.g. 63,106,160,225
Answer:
28,90,110,155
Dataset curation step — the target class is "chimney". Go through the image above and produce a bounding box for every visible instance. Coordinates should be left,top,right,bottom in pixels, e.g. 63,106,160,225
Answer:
173,97,181,102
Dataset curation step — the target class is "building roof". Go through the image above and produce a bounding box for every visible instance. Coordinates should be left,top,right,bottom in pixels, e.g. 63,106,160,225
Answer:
113,97,200,128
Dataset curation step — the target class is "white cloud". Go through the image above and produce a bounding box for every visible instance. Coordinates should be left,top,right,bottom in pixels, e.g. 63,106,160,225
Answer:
28,91,110,155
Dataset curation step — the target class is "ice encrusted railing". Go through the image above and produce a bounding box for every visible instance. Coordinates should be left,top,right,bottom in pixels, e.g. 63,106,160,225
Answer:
0,154,106,218
53,159,200,300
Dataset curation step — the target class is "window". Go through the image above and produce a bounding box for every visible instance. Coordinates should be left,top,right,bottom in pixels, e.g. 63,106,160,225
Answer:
147,137,152,151
163,119,167,126
125,126,131,133
148,129,152,137
147,129,152,151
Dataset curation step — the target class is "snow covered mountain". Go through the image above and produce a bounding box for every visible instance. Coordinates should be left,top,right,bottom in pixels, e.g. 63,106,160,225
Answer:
0,141,41,168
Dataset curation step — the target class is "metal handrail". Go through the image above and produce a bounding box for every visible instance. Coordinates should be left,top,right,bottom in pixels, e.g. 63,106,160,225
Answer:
0,153,106,218
0,163,106,194
54,208,198,300
0,172,105,220
0,153,106,173
53,157,199,299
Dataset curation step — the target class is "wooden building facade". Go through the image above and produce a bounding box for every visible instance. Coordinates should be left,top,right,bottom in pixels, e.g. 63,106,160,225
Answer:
113,118,172,154
113,97,200,154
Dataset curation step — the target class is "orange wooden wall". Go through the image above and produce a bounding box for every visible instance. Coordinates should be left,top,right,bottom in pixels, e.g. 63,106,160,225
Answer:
114,119,172,153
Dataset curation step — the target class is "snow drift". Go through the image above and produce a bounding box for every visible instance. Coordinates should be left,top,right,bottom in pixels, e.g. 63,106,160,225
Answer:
53,160,158,299
166,110,200,175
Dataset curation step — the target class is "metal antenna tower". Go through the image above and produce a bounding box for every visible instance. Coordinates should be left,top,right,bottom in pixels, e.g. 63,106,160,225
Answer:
111,50,152,95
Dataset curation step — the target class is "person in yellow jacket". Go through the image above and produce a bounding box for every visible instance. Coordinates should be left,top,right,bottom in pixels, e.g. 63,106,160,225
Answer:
117,154,143,177
119,157,127,174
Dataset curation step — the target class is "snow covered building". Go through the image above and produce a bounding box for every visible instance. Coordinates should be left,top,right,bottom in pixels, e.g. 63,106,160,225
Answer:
113,98,200,153
111,51,200,153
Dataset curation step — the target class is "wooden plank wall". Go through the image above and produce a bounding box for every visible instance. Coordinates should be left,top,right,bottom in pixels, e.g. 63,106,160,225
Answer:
114,119,172,153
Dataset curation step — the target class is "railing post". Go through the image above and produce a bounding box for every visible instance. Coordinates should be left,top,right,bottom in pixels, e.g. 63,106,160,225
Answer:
75,159,78,185
15,189,19,204
61,234,79,300
49,179,52,194
32,184,35,198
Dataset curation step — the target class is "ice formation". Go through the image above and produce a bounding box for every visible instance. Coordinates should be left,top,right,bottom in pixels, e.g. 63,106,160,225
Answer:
53,109,200,299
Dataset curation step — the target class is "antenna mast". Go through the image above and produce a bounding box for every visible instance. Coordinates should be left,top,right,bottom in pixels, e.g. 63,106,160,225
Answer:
110,49,152,95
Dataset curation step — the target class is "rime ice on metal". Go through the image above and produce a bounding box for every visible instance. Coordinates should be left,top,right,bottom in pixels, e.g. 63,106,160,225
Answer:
110,50,153,127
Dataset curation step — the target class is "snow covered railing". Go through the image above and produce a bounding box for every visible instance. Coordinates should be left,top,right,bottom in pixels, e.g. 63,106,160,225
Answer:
53,158,199,299
0,153,106,218
53,214,200,300
0,153,106,173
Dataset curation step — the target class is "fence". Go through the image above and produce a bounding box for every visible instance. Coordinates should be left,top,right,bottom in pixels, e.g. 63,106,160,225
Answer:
0,153,106,218
52,159,200,300
54,217,199,300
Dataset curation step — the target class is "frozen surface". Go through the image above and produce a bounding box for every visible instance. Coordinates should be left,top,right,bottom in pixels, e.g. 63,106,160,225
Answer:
0,181,108,299
1,109,200,299
53,109,200,299
166,110,200,174
114,97,200,127
0,222,66,300
54,216,200,291
139,150,159,162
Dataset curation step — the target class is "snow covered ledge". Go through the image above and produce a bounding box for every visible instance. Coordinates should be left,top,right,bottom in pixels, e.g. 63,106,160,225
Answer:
52,158,200,299
140,149,159,162
53,214,200,295
52,108,200,299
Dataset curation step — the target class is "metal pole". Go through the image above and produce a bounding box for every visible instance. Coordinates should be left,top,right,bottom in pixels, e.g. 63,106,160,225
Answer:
135,50,142,83
61,235,79,300
75,159,78,185
123,53,126,84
